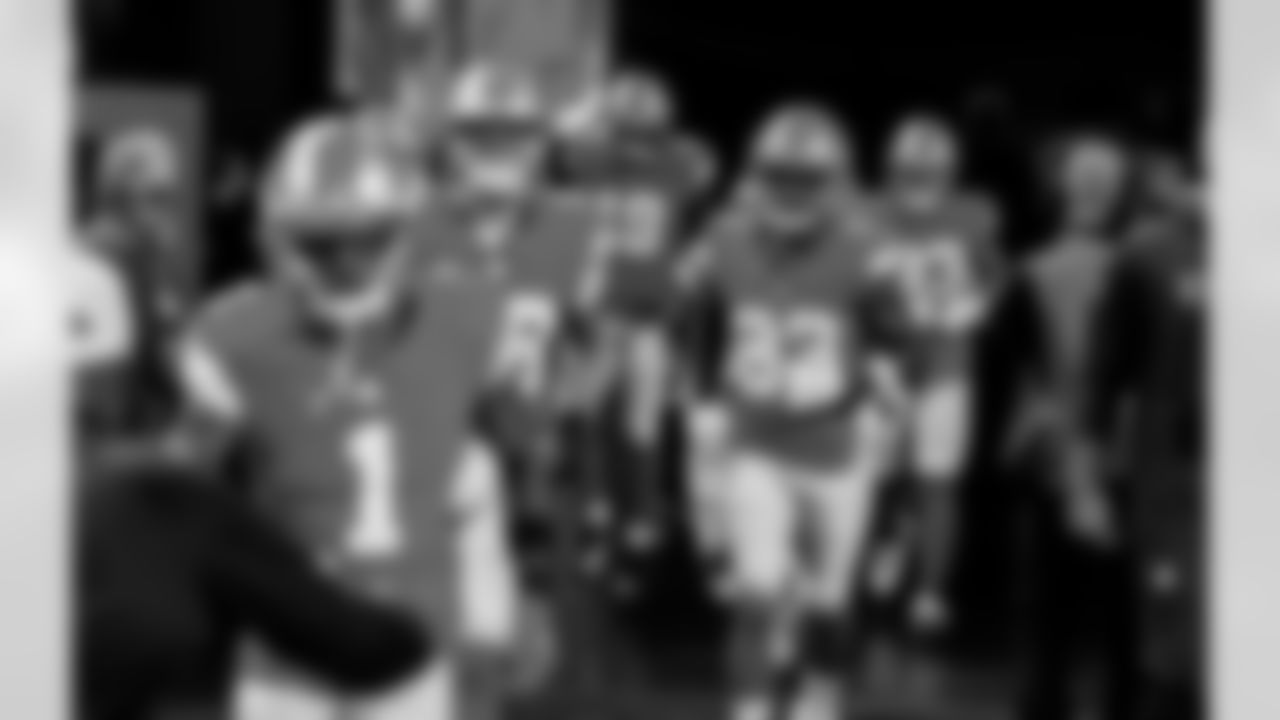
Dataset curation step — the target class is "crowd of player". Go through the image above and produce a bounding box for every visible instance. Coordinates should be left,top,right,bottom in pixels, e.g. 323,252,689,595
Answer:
72,58,1197,720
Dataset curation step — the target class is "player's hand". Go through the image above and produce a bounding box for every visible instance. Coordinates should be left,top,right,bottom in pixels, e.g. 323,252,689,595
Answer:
1061,442,1116,548
1065,484,1116,548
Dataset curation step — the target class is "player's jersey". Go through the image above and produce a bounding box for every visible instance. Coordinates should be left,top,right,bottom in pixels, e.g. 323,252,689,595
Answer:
580,132,711,323
869,191,1002,382
700,213,898,469
184,268,507,649
422,190,599,305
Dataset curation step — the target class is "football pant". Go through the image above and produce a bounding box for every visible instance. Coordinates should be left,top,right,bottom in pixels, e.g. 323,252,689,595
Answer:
723,409,886,612
685,404,733,565
905,376,974,484
453,441,520,649
234,663,456,720
619,324,672,445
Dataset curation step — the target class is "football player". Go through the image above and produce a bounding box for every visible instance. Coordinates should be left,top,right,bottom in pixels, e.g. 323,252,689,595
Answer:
562,69,716,593
683,103,904,720
172,113,536,720
867,114,1005,636
426,61,605,574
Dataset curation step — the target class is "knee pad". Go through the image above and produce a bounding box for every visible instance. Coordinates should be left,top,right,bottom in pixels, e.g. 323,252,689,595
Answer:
802,613,852,672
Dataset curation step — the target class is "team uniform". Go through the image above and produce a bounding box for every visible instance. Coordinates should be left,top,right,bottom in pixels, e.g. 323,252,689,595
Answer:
578,131,711,565
420,190,599,419
179,269,521,720
869,191,1002,485
695,210,901,612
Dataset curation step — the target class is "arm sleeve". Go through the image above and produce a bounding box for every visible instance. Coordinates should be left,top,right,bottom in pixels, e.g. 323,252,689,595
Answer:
87,333,249,484
451,439,521,648
1084,257,1159,445
204,488,431,693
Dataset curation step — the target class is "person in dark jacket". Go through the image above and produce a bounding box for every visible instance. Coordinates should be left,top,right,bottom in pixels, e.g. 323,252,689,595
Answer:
72,250,433,720
77,465,434,720
1003,132,1141,720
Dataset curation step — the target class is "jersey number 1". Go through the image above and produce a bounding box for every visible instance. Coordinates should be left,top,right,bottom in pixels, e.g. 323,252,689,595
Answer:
343,420,403,558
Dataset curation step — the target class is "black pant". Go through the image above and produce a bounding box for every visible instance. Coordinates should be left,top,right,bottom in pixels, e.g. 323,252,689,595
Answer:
1016,488,1139,720
77,471,431,720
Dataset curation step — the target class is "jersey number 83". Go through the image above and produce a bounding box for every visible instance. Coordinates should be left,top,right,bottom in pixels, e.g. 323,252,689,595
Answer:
726,305,850,412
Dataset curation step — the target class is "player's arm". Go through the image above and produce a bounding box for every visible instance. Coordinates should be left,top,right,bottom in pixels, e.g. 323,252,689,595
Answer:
673,222,733,450
856,249,911,421
87,328,249,484
203,481,432,691
94,284,257,483
459,285,550,647
947,195,1008,331
997,270,1059,466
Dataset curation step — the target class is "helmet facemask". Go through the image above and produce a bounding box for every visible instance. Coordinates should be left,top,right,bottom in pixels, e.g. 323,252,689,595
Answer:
263,116,426,331
886,117,960,215
444,117,549,201
274,217,414,330
748,103,851,238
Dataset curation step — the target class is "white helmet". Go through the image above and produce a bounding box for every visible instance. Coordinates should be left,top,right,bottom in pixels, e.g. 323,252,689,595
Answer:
442,63,550,197
745,102,852,233
885,113,960,212
261,113,427,328
751,102,851,175
604,70,675,131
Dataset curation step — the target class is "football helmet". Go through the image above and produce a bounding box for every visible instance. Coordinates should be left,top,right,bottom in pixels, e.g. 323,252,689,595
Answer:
260,113,428,329
885,114,960,213
95,127,181,233
744,102,852,234
604,69,675,132
441,63,550,198
1056,134,1128,231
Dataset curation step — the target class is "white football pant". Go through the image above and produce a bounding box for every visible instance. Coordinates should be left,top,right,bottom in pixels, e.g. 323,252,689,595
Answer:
904,377,974,484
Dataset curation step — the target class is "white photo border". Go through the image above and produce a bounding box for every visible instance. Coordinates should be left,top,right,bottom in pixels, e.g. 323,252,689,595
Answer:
0,0,69,717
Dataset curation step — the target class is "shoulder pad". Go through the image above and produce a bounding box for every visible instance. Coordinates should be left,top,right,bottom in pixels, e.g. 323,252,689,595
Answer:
188,279,279,351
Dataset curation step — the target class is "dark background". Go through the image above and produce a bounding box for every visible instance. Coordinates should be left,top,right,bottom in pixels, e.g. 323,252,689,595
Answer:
78,0,1202,165
78,0,1204,656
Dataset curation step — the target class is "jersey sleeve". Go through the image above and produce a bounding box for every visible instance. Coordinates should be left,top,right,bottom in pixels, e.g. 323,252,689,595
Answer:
162,283,269,477
204,482,432,690
70,247,136,371
175,287,256,426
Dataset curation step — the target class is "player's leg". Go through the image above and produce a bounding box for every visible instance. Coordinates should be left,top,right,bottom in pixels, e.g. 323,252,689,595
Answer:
233,675,339,720
355,662,457,720
788,409,891,720
617,324,672,559
863,397,912,606
722,451,800,720
684,406,734,600
452,440,525,720
906,375,975,634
